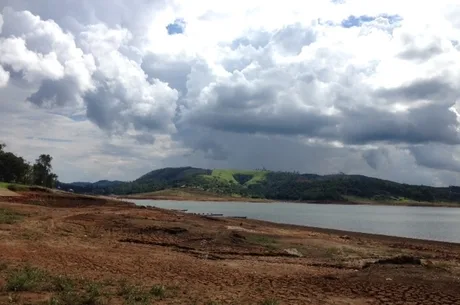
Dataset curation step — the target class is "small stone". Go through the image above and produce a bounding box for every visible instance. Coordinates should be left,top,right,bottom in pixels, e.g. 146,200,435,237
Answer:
284,248,303,257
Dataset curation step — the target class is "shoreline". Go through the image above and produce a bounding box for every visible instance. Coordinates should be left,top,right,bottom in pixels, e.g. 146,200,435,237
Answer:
133,202,460,245
120,194,460,208
237,216,460,246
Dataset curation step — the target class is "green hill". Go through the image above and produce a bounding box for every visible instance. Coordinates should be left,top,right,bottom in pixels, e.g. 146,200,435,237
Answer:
201,169,269,185
56,167,460,204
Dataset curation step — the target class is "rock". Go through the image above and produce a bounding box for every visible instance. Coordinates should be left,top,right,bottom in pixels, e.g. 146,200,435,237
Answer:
284,248,303,257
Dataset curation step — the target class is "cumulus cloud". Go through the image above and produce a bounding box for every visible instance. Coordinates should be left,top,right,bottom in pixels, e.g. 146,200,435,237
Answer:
2,0,460,185
0,65,8,87
0,6,178,141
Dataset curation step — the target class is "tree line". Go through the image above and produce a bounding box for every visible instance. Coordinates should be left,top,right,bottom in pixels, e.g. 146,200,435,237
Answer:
0,143,58,188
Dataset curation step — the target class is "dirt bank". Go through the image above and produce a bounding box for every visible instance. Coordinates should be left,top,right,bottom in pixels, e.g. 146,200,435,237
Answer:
0,191,459,304
121,189,460,207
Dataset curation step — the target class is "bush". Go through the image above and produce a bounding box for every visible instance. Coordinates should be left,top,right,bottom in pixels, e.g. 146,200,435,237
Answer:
149,284,166,298
6,266,49,292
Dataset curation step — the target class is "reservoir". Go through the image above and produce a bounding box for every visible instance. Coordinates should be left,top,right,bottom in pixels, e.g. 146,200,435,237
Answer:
127,199,460,243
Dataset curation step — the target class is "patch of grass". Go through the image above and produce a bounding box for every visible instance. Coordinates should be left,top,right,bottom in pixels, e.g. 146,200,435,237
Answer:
49,284,104,305
118,282,152,305
201,169,269,185
46,279,105,305
52,275,76,292
0,208,23,224
7,184,31,192
118,281,171,304
323,247,342,258
0,182,9,188
149,284,166,299
260,299,280,305
6,266,50,292
246,234,279,249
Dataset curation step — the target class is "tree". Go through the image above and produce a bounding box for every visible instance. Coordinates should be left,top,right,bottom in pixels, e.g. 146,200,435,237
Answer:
0,143,32,184
33,154,58,188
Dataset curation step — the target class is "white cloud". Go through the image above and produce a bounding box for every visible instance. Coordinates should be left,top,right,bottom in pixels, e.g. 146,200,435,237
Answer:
1,0,460,185
0,65,8,87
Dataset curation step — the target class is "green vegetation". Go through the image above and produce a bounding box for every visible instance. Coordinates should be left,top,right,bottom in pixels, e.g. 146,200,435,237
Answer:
118,281,170,304
48,283,102,305
57,167,460,204
203,169,269,185
0,143,58,189
0,208,23,224
149,284,166,299
246,234,279,249
6,266,50,292
1,265,174,305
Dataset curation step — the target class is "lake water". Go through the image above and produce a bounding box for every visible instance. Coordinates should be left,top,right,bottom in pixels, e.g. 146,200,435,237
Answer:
126,199,460,243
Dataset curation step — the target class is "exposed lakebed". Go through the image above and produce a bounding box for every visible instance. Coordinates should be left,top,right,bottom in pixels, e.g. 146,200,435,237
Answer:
127,199,460,243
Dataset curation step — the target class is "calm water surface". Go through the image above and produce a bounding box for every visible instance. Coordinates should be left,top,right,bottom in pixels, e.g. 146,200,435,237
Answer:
126,199,460,243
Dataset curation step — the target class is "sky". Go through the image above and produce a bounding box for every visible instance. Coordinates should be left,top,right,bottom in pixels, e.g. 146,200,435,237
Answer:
1,0,460,185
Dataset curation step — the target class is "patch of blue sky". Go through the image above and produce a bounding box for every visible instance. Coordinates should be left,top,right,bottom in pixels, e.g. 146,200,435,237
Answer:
341,14,402,28
166,18,186,35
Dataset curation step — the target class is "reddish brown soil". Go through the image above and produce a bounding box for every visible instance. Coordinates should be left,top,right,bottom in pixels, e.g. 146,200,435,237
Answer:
0,192,460,304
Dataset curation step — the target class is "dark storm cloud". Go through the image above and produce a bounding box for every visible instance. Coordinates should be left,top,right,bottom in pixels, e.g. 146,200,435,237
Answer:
339,104,460,145
183,70,460,146
190,109,338,137
193,138,229,160
410,145,460,173
84,80,174,135
182,78,340,137
27,77,83,107
362,148,389,170
375,78,458,103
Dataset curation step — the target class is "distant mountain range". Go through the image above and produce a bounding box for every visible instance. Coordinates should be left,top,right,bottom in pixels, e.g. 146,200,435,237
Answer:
57,167,460,204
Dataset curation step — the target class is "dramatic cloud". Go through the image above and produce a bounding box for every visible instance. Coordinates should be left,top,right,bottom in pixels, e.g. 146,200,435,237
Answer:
409,145,460,173
1,0,460,185
362,148,390,170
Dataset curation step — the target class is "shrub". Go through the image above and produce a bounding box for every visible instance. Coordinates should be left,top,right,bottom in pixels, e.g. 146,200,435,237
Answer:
6,266,49,292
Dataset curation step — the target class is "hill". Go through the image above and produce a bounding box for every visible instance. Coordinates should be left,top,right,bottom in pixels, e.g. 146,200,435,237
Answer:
56,167,460,204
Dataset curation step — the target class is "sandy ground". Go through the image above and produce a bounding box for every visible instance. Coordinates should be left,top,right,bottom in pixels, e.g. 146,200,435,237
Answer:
0,192,460,304
0,188,20,197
